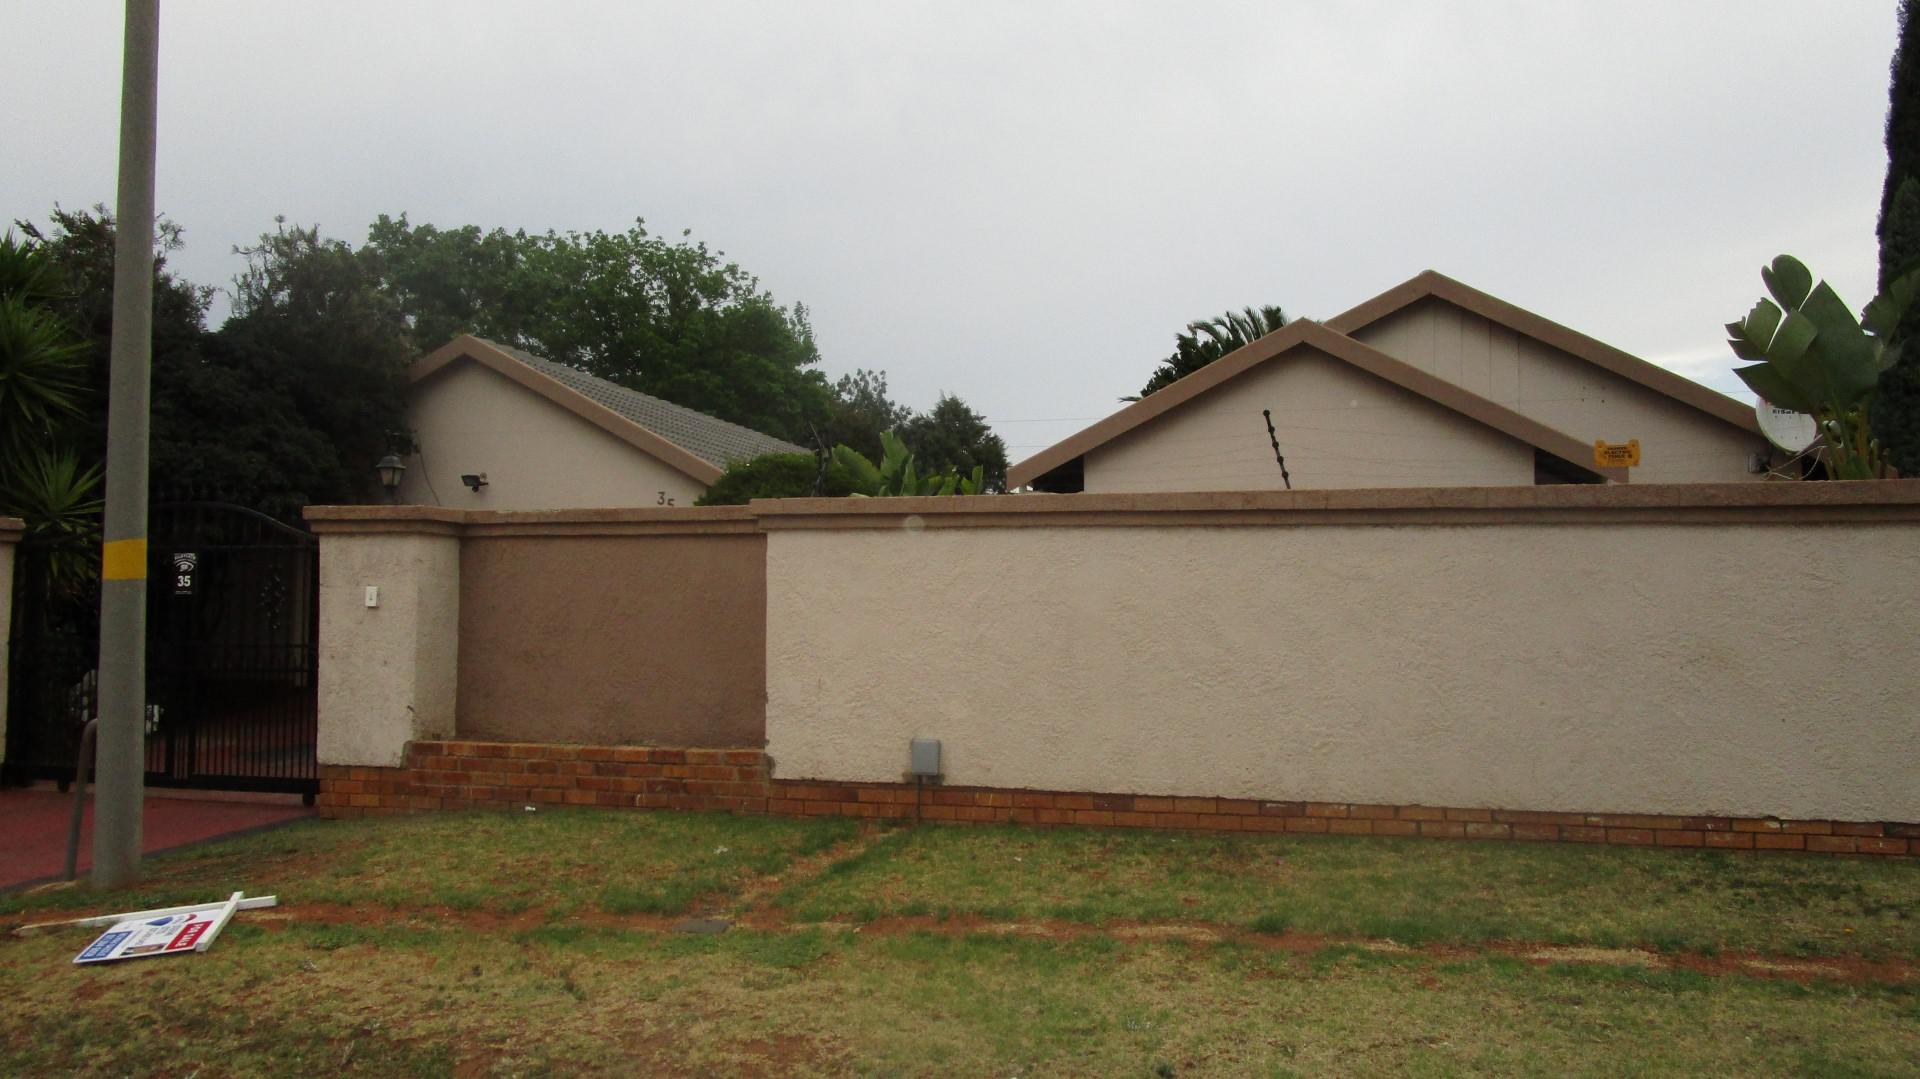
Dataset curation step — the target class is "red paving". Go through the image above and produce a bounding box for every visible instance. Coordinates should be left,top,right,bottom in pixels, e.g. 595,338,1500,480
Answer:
0,788,313,891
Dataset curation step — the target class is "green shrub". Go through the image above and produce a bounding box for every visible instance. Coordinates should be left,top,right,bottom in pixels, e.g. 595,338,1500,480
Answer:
695,452,854,505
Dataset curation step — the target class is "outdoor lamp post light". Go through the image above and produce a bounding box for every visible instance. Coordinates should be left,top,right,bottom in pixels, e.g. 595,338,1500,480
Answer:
375,454,406,502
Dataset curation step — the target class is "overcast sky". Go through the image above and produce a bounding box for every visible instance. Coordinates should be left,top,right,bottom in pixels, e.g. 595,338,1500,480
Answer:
3,1,1901,461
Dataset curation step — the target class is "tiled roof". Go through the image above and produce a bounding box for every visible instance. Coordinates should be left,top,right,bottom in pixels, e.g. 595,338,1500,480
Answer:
485,340,807,467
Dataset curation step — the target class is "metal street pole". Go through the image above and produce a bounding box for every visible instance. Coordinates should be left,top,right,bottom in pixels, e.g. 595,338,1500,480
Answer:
93,0,160,890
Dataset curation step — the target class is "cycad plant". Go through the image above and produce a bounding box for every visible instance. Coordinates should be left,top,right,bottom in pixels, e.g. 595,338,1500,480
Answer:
0,447,102,597
0,232,99,587
0,234,86,460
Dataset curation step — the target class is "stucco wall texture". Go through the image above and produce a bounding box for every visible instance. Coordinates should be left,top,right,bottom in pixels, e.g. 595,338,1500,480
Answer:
0,520,19,763
456,534,766,747
401,360,707,512
1353,302,1766,484
1085,347,1537,492
765,519,1920,822
317,530,460,767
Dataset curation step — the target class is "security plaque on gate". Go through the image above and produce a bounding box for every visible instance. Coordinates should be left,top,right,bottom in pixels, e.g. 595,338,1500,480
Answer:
171,552,197,596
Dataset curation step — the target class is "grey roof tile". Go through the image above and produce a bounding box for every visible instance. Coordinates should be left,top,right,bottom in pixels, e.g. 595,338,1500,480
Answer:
482,339,807,468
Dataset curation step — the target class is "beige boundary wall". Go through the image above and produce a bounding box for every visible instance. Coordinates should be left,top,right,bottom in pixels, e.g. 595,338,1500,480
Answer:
759,484,1920,824
309,484,1920,826
0,517,21,764
306,506,767,766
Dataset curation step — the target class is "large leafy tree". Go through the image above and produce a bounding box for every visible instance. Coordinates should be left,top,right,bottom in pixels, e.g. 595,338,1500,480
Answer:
897,393,1009,491
16,207,210,463
1875,0,1920,472
1135,305,1288,399
365,214,830,443
815,368,913,462
21,210,411,515
219,219,416,509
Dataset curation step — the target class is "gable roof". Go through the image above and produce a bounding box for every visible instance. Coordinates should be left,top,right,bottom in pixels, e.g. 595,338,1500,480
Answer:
1326,270,1762,436
1006,320,1627,489
410,335,807,486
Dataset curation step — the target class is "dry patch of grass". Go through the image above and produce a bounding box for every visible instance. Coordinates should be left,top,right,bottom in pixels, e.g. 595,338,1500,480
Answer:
4,920,1918,1077
2,809,860,921
780,824,1920,959
6,812,1920,1076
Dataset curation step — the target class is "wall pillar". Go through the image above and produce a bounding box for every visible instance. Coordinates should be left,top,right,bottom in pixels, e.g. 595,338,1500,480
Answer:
0,517,22,764
305,507,465,767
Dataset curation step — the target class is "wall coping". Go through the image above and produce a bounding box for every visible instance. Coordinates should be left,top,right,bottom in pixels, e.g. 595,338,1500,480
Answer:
305,505,465,537
304,504,759,538
0,516,22,543
749,480,1920,530
305,482,1920,536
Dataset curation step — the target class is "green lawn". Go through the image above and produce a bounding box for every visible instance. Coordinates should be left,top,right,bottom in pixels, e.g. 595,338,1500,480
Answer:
2,809,859,920
4,811,1917,1077
778,824,1920,959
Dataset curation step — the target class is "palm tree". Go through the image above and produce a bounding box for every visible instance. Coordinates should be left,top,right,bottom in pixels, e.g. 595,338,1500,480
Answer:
0,234,87,460
1132,304,1288,399
0,232,99,592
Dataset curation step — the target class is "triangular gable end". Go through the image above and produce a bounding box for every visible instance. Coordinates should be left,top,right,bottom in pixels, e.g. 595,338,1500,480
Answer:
410,335,725,486
1007,320,1626,490
1326,270,1762,437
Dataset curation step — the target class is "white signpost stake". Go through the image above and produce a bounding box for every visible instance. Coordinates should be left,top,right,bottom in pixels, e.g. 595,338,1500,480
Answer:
191,891,244,953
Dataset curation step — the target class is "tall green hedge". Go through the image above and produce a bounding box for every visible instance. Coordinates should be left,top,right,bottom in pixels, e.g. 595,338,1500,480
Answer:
1874,1,1920,472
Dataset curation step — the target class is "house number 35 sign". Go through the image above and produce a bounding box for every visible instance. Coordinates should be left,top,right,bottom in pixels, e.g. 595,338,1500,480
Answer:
172,552,198,596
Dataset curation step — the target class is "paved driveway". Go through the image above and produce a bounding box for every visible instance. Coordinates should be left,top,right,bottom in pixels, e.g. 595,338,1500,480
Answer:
0,788,312,891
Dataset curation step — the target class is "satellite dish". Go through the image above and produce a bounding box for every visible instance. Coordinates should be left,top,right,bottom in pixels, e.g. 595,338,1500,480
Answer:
1755,398,1818,453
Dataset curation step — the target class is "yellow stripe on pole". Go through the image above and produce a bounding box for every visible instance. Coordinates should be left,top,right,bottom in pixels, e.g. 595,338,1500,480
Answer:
101,538,148,581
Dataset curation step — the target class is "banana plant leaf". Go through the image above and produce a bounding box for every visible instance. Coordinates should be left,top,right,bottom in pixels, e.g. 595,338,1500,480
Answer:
831,444,883,495
1761,255,1814,311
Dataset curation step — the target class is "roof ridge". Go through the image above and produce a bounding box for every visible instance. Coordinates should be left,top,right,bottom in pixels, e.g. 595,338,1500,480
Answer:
484,339,806,452
411,335,804,478
1006,320,1624,489
1324,272,1761,435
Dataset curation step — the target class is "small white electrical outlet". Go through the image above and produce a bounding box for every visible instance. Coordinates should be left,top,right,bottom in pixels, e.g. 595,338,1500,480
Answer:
364,586,380,608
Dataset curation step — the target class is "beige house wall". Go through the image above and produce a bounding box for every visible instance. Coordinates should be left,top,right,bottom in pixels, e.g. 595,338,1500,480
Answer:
1084,347,1536,492
0,519,19,764
1353,301,1768,483
312,521,461,767
401,360,708,512
458,530,767,747
762,487,1920,822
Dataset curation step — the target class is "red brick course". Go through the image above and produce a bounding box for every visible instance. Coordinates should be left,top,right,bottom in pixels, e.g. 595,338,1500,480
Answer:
312,741,1918,859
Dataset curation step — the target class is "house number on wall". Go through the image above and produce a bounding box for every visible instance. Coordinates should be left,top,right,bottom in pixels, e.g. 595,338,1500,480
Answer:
657,491,676,506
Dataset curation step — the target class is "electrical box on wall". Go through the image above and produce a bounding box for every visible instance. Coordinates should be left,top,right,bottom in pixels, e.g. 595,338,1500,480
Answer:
909,738,942,779
364,586,379,608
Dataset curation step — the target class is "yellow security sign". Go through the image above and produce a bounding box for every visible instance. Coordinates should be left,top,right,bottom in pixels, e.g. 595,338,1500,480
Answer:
1593,439,1640,469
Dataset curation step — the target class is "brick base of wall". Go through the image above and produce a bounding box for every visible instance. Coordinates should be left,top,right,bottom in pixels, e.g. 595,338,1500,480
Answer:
314,740,1920,857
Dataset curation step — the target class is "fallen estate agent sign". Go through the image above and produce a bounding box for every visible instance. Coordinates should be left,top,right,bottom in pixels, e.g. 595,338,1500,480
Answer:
71,892,274,965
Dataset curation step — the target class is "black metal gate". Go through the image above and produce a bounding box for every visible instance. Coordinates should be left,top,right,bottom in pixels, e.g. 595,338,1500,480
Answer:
143,502,318,794
4,501,318,797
